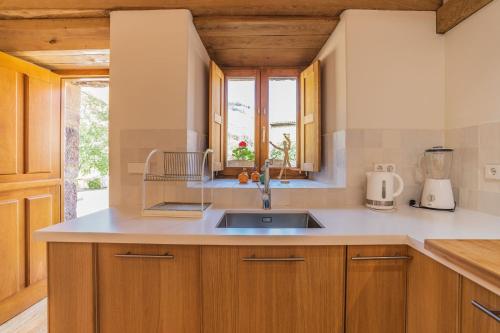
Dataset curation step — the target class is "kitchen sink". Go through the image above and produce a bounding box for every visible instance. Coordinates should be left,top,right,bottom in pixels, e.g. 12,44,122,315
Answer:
216,212,324,229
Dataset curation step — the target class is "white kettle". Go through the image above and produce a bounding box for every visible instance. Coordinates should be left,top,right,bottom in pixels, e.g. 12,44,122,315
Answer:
366,171,404,210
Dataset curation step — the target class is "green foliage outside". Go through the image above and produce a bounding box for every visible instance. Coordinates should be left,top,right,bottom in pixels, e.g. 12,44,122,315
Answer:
79,91,109,189
87,178,102,189
232,146,255,160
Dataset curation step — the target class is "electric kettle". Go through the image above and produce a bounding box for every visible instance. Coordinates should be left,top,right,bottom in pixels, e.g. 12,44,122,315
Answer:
366,171,404,210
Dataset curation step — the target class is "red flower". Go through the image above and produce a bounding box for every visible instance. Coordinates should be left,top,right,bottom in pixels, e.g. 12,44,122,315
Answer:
238,141,247,148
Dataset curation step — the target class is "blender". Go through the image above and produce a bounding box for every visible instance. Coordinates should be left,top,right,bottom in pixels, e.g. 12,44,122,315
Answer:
419,146,455,211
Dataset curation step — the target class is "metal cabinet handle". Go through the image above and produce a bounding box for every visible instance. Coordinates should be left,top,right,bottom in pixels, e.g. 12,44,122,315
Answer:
472,300,500,322
351,255,412,261
114,252,175,259
242,256,305,262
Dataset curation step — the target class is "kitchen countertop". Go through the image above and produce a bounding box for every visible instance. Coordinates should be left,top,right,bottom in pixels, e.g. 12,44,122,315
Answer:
425,239,500,288
35,205,500,294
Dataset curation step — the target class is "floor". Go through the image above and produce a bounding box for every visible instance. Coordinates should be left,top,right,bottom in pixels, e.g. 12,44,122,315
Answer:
0,299,47,333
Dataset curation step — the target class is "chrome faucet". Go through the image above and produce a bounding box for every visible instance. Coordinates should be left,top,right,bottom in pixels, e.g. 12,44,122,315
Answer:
257,159,272,209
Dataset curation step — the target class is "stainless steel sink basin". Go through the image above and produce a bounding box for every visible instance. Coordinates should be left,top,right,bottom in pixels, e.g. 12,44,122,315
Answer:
216,212,323,229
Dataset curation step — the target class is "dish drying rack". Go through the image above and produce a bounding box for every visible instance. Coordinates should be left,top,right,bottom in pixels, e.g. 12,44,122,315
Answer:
141,149,214,217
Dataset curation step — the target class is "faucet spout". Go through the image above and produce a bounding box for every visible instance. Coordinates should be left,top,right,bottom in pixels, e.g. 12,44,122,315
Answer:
258,160,272,209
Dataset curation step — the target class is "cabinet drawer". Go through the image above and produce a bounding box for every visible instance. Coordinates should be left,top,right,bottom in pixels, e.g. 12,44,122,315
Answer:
202,246,345,333
97,244,201,333
461,278,500,333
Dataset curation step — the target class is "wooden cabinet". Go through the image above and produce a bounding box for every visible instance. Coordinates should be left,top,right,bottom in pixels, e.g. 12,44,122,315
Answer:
346,245,408,333
202,246,345,333
407,248,460,333
48,243,95,333
461,277,500,333
97,244,201,333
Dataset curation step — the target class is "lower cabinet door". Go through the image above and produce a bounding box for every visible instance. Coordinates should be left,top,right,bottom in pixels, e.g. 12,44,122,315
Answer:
346,245,408,333
406,248,460,333
461,277,500,333
97,244,201,333
201,246,346,333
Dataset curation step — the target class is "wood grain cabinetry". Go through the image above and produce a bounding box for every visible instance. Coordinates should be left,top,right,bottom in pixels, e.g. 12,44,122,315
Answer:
346,245,408,333
0,200,21,302
48,243,95,333
0,51,61,324
97,244,201,333
407,248,460,333
202,246,345,333
461,277,500,333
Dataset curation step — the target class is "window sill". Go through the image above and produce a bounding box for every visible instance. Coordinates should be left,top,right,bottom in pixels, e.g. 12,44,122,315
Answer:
204,179,342,189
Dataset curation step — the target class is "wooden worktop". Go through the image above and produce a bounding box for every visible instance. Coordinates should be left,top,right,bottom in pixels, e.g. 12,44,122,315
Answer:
424,239,500,288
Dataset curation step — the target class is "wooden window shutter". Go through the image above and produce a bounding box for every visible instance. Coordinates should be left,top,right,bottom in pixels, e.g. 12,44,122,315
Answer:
299,60,321,172
208,61,225,172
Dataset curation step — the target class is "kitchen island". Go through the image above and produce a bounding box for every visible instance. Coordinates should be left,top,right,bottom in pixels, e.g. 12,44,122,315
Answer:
36,206,500,333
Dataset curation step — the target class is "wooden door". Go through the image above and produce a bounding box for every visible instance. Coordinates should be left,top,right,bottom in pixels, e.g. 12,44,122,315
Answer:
0,200,21,302
299,60,321,172
98,244,201,333
346,245,408,333
0,51,61,324
25,76,53,174
407,248,460,333
0,67,21,175
461,277,500,333
209,61,225,172
202,246,345,333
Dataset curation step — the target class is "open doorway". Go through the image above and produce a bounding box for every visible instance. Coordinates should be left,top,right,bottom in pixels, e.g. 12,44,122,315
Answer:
63,78,109,220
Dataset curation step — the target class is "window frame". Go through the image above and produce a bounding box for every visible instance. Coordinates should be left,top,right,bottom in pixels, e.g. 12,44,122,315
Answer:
221,68,305,179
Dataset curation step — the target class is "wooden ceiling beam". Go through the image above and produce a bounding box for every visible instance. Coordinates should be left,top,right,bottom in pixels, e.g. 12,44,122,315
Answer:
0,0,442,17
0,18,109,52
194,16,338,36
436,0,494,33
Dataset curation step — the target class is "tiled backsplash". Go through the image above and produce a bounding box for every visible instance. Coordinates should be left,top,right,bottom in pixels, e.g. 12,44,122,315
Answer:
120,126,499,216
446,122,500,216
343,128,444,207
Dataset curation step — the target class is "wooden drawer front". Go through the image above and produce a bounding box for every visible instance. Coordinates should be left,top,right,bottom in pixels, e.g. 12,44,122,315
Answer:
346,245,408,333
202,246,346,333
461,278,500,333
97,244,201,333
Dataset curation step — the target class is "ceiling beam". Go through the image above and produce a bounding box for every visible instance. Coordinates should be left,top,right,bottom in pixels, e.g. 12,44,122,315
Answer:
0,18,109,52
194,16,337,36
437,0,494,33
0,0,442,17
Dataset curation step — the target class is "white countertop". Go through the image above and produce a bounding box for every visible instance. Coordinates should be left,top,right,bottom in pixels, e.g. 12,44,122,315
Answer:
35,205,500,294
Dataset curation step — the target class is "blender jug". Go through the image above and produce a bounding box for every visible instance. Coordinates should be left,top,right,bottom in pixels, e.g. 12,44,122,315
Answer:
420,147,455,210
423,147,453,179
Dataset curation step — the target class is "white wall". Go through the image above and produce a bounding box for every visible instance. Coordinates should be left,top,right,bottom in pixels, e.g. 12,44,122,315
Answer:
445,0,500,129
344,10,445,130
109,9,210,206
316,19,347,133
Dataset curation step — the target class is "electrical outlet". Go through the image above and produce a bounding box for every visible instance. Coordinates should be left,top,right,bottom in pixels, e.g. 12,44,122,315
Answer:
374,163,397,172
485,164,500,180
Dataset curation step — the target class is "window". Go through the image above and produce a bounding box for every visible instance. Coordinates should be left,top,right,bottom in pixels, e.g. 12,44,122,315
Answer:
222,69,302,177
209,62,321,178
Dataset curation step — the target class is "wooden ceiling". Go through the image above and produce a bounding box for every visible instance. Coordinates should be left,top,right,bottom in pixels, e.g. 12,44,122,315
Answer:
0,0,490,70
